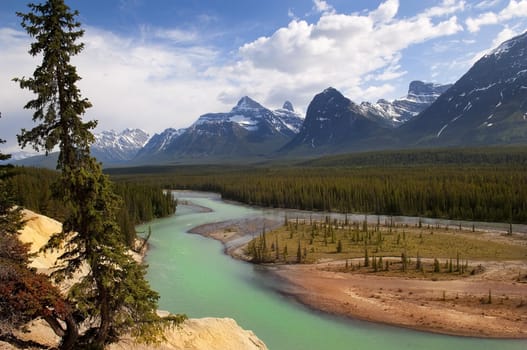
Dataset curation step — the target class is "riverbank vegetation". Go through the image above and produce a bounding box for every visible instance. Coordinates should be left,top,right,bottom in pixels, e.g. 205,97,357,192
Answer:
245,217,527,278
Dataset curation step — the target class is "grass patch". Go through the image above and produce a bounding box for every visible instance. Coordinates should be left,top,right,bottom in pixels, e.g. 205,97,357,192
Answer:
246,218,527,275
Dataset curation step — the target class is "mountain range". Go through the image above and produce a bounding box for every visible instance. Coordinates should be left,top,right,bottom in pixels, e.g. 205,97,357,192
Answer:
282,31,527,155
8,31,527,167
132,79,452,163
133,97,303,163
92,128,150,164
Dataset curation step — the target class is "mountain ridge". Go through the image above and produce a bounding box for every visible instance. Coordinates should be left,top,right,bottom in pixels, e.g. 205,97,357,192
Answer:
400,31,527,147
8,31,527,167
92,128,150,163
132,97,304,163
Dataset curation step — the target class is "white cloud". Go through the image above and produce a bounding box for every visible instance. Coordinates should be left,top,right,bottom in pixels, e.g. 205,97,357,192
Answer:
353,83,397,102
422,0,466,18
369,0,399,24
0,26,232,153
0,28,42,153
312,0,335,15
154,28,200,43
474,0,502,10
234,1,462,102
490,26,520,46
466,11,499,31
466,0,527,32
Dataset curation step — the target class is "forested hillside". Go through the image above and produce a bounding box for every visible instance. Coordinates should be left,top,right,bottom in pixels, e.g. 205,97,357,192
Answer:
8,166,176,246
107,148,527,224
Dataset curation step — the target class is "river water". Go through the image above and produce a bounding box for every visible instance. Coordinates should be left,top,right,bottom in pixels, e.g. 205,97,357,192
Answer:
140,191,525,350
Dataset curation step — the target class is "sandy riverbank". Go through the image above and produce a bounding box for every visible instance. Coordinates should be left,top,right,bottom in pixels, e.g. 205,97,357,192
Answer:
189,217,282,258
193,218,527,339
273,261,527,338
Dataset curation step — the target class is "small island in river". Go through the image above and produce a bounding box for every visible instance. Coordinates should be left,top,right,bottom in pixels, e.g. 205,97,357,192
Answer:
192,216,527,339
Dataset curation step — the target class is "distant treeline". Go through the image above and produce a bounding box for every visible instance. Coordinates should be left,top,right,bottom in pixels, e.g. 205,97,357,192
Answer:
8,166,176,246
107,147,527,224
301,146,527,167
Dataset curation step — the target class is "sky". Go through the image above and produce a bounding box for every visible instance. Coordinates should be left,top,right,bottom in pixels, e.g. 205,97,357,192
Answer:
1,0,527,154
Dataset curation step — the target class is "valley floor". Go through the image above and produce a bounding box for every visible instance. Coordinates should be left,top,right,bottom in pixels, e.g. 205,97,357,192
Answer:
195,218,527,339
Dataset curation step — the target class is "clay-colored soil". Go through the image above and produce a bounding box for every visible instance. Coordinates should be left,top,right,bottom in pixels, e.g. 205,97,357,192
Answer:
274,260,527,338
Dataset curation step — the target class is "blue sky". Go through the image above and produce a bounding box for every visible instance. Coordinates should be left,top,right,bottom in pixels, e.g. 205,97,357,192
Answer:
1,0,527,153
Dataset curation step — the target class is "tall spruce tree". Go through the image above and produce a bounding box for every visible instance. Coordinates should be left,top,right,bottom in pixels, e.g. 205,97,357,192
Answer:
15,1,174,348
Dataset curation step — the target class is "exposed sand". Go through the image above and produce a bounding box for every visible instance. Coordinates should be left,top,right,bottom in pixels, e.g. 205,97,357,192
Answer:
1,318,268,350
273,261,527,338
193,218,527,339
189,217,282,258
18,209,63,272
108,318,267,350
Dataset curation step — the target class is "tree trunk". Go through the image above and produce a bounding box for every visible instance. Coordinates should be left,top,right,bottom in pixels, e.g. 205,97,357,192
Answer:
94,283,110,347
43,312,79,350
60,313,79,350
43,315,66,338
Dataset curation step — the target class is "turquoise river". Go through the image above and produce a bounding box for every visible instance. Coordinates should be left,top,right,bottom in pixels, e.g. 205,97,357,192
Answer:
139,191,526,350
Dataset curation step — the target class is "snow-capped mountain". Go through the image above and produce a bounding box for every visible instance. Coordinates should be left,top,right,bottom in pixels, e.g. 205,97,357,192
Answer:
91,128,150,163
0,150,39,165
361,81,452,126
133,128,186,161
133,97,303,162
273,101,304,133
3,150,38,161
86,32,527,165
401,30,527,147
189,96,301,137
282,87,383,153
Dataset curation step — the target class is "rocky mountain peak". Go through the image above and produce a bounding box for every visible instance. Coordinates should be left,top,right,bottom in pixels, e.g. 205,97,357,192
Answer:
407,80,450,97
314,87,348,105
282,101,294,112
359,80,452,126
91,128,150,164
232,96,265,112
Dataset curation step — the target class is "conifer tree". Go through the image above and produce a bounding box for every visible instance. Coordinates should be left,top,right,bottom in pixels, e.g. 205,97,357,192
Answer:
434,258,440,273
14,1,173,347
296,241,302,263
0,115,22,237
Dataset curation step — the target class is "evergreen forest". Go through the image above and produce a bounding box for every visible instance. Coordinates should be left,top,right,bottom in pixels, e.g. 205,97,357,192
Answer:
7,166,176,247
107,147,527,224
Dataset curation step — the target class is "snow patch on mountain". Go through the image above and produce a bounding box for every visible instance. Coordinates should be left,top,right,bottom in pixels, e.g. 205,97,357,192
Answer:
92,129,150,163
190,97,303,135
138,128,186,155
487,31,527,59
360,81,452,126
231,96,266,111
